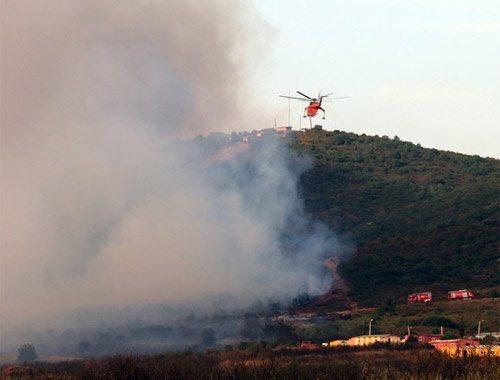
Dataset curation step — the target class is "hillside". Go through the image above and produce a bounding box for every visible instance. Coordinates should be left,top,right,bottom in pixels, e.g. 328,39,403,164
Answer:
1,129,498,362
286,128,499,307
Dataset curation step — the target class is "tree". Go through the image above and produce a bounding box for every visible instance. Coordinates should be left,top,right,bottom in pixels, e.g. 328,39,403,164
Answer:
240,313,261,340
441,332,458,340
480,335,496,345
200,328,216,347
78,341,91,352
377,299,396,316
17,344,37,363
262,320,295,341
486,289,500,298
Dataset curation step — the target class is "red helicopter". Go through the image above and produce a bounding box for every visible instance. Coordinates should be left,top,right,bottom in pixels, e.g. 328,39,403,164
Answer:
279,91,349,126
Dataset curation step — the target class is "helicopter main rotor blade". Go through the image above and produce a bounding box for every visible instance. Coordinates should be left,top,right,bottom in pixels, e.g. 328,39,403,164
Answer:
296,91,312,99
322,97,350,103
279,95,311,101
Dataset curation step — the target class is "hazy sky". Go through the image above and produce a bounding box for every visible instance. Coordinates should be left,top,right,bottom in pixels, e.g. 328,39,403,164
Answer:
253,0,500,158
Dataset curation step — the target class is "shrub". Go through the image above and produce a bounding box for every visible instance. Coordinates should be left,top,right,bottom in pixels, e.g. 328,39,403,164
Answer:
486,289,500,298
17,344,37,363
441,332,458,340
480,335,496,345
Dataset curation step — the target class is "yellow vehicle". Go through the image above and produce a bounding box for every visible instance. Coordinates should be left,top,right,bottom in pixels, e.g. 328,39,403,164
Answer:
329,340,347,347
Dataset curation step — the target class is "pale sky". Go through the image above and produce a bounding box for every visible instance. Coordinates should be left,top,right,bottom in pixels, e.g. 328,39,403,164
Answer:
252,0,500,158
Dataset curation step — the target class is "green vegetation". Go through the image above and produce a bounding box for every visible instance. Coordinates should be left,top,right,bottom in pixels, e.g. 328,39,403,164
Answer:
286,298,499,343
481,335,496,345
286,129,499,306
16,344,37,363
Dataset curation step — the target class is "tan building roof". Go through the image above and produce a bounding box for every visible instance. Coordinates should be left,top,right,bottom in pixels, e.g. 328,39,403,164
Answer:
347,334,402,346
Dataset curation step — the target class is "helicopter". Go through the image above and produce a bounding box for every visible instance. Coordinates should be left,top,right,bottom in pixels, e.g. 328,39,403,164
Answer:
279,91,349,126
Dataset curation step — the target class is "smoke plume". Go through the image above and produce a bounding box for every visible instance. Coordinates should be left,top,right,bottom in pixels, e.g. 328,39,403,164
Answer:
0,0,339,348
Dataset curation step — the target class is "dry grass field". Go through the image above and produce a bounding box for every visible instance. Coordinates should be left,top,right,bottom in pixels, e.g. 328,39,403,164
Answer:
1,345,499,380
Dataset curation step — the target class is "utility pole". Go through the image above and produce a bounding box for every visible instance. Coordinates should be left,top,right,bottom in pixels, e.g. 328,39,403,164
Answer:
407,325,411,336
369,319,374,336
287,88,291,127
478,320,485,338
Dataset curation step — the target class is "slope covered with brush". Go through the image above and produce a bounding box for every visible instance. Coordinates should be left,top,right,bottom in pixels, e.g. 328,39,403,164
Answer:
286,129,499,307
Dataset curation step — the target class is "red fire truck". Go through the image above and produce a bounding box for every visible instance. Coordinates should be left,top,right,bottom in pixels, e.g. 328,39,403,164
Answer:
408,292,433,303
448,289,474,300
300,341,318,349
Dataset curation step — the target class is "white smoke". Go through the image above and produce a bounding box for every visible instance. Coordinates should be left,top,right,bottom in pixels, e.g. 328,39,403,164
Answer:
0,0,340,346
